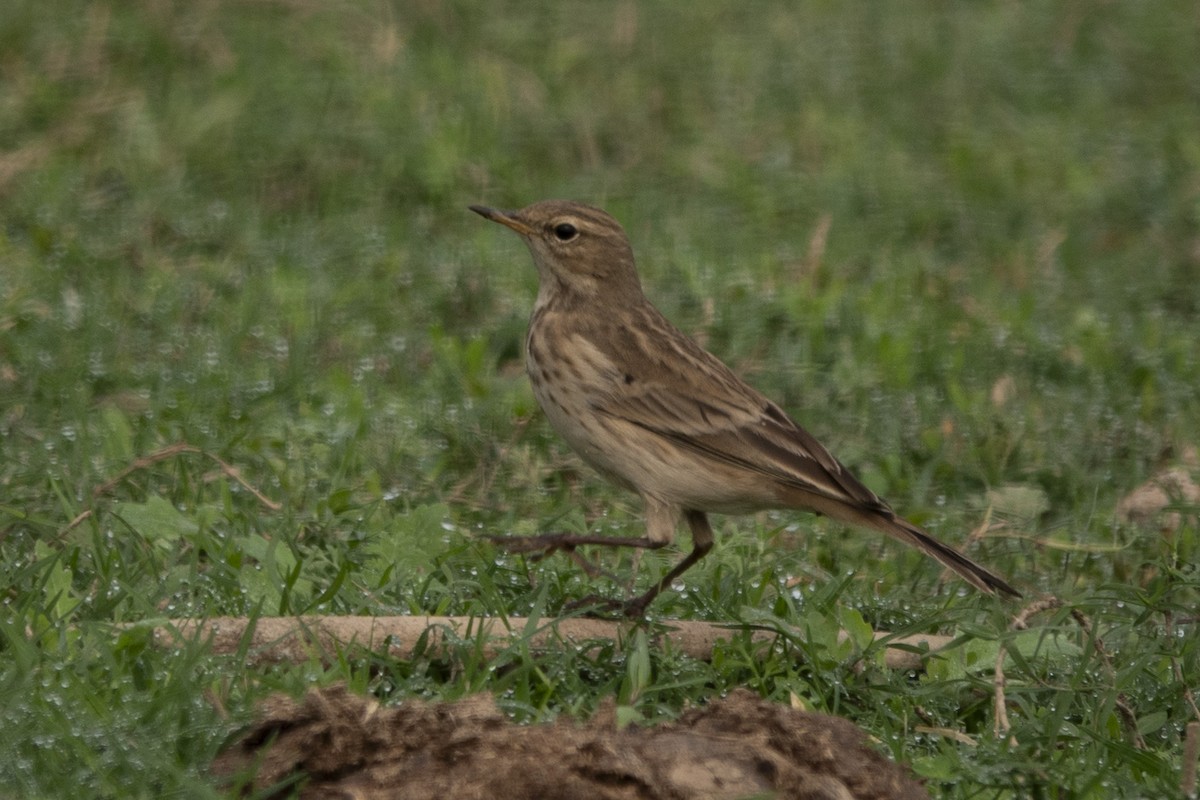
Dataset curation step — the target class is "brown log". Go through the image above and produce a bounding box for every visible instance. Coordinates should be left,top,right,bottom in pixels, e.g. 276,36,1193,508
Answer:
141,615,953,671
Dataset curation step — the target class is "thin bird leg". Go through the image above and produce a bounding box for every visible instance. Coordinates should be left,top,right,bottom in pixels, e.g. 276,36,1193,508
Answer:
621,510,714,618
488,512,714,617
560,549,620,581
485,532,666,582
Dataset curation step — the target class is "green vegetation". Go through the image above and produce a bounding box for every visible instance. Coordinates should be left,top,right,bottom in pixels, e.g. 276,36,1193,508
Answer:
2,1,1197,797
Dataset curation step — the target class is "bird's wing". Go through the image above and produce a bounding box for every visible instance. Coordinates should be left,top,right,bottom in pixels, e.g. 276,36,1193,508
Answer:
582,322,1021,598
591,349,888,512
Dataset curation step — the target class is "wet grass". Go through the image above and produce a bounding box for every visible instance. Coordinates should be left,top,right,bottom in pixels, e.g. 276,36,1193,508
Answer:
1,1,1198,797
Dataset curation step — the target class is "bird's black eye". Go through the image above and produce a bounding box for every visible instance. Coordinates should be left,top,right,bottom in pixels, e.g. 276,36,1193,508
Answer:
552,223,578,241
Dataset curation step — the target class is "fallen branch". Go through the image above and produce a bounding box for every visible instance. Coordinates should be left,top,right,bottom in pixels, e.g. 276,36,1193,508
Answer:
992,597,1152,754
1184,720,1198,798
92,441,281,511
139,615,958,671
994,596,1062,741
55,442,281,542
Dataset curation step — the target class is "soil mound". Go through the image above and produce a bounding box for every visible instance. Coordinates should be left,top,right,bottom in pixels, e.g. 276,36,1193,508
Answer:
214,685,928,799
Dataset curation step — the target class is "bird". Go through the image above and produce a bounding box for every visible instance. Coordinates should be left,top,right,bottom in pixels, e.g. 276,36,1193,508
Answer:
469,200,1020,615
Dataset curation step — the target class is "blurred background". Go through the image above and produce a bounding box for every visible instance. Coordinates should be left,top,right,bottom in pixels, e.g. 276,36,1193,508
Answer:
2,2,1198,795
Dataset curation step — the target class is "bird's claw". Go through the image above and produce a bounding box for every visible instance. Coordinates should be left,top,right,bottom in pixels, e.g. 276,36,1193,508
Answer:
563,593,653,620
484,533,573,557
485,534,660,616
485,534,621,581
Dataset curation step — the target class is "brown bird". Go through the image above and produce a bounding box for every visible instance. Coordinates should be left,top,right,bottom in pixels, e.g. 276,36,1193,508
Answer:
470,200,1019,615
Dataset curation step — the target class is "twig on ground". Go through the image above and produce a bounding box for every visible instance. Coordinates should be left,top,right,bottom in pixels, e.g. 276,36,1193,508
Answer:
50,442,280,542
1183,721,1198,798
993,598,1157,752
994,596,1063,741
92,441,281,511
1166,611,1200,725
1070,607,1146,750
133,614,961,672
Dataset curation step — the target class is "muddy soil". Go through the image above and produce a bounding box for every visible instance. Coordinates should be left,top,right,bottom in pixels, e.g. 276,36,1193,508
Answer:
214,685,928,799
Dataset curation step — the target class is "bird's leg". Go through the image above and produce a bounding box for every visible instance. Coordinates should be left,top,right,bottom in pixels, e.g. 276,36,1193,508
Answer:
621,510,714,618
487,508,714,617
485,532,666,582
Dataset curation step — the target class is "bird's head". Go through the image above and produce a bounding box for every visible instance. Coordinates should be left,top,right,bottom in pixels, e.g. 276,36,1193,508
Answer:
470,200,642,303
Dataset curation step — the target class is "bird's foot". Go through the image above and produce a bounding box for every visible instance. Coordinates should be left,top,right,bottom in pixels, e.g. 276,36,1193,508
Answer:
484,533,621,581
619,593,654,619
561,592,655,620
485,533,664,617
484,532,573,556
562,593,624,615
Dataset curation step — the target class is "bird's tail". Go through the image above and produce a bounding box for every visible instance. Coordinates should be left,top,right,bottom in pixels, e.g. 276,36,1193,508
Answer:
803,492,1021,597
861,510,1021,597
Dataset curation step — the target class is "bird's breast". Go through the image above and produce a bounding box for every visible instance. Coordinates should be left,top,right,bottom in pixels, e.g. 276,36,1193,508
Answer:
525,320,638,479
524,318,782,510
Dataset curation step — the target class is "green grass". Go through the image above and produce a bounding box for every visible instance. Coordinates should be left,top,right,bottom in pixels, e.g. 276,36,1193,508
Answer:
2,1,1198,797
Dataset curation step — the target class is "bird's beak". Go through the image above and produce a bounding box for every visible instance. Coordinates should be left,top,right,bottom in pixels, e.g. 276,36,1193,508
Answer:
469,205,536,236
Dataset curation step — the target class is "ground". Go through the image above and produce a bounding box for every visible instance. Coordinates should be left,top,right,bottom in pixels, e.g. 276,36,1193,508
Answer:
215,686,929,800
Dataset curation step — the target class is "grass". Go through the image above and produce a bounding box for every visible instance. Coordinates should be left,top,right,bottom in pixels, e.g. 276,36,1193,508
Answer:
2,1,1198,797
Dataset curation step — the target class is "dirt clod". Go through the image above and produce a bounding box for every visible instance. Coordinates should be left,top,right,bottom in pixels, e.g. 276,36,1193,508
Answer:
214,685,929,799
1116,466,1200,534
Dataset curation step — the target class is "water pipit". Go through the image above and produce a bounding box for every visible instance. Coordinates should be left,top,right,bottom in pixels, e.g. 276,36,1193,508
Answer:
470,200,1019,615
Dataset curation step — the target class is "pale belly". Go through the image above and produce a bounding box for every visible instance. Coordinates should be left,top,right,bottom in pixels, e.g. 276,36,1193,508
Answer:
529,363,777,514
